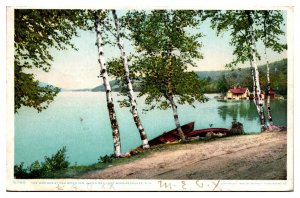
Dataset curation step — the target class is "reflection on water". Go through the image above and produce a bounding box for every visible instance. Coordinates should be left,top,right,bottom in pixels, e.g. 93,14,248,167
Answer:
218,101,257,122
217,99,287,126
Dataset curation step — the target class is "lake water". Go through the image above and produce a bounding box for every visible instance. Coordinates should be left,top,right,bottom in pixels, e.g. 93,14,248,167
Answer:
14,92,287,166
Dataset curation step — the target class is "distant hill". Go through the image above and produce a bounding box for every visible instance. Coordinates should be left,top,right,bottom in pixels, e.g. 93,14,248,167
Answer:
197,59,287,95
38,82,92,92
195,59,287,82
91,79,121,92
42,59,285,95
90,59,287,95
68,88,92,92
38,82,66,91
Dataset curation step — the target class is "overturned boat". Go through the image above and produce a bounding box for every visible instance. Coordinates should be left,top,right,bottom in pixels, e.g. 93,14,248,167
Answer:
130,122,229,154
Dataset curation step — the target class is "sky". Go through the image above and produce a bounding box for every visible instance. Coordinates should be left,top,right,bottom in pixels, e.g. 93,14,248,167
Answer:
31,10,287,90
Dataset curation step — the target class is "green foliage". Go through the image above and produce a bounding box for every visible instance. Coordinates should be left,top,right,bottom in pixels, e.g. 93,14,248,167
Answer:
14,9,91,113
203,10,286,70
14,162,29,179
14,69,60,112
258,11,287,53
98,154,114,163
116,10,207,111
42,146,70,172
14,146,70,179
28,160,44,178
217,74,229,94
197,59,287,95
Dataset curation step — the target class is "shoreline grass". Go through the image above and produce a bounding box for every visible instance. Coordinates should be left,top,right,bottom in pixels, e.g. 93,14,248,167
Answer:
39,132,260,179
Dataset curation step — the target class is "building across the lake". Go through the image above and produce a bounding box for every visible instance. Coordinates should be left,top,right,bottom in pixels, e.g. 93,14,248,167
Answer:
257,89,276,100
224,87,250,100
224,87,277,100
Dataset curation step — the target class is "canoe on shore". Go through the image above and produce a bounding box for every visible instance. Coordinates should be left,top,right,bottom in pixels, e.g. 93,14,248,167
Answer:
148,121,195,146
130,122,229,155
130,122,195,154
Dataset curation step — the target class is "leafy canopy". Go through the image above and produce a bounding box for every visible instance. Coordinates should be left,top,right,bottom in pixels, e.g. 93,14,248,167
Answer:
203,10,286,69
14,9,92,112
114,10,208,110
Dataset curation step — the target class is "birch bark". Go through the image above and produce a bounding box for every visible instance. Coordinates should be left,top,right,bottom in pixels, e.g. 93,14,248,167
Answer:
247,12,266,131
95,10,122,156
168,94,186,141
262,12,273,127
112,10,150,148
250,60,257,103
264,47,273,126
166,55,186,141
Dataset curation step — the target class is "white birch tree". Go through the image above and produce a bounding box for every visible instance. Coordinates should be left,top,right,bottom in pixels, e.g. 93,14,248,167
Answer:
124,10,207,141
94,10,122,157
111,10,150,148
258,10,287,129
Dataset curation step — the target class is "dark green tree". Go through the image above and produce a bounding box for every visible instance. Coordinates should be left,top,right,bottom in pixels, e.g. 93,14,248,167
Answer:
14,9,90,113
217,74,229,94
124,10,207,141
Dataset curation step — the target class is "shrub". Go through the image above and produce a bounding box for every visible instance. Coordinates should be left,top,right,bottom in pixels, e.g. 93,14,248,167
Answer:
98,154,114,163
42,146,70,172
14,162,29,179
28,160,43,178
14,146,70,179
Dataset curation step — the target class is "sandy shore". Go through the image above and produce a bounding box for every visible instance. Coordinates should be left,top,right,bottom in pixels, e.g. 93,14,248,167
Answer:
80,131,287,180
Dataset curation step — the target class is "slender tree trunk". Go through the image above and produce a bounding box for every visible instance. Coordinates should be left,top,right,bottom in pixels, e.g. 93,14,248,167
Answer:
167,94,186,141
263,11,273,128
250,60,257,104
264,47,273,127
111,10,150,149
247,11,266,131
249,61,263,120
166,55,186,141
95,10,122,157
251,53,266,131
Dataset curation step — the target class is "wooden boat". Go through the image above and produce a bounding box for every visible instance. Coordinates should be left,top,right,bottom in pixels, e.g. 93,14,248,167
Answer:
148,121,195,146
129,122,229,155
187,128,230,137
130,122,194,154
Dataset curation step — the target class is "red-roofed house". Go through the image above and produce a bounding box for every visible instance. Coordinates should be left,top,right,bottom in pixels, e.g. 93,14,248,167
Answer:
261,88,276,100
225,87,250,100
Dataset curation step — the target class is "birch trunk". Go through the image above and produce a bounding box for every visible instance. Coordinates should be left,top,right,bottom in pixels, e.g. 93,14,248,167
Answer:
166,55,186,141
250,60,257,105
95,10,122,157
168,94,186,141
112,10,150,149
262,11,273,127
248,27,266,131
251,53,266,131
264,45,273,127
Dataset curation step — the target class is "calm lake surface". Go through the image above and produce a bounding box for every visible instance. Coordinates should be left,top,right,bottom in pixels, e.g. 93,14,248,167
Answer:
14,92,287,166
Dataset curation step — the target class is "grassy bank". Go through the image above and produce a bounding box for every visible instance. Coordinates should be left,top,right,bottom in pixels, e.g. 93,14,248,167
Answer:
37,133,256,179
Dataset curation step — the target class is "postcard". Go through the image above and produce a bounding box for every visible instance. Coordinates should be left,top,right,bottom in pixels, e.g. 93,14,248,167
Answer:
6,2,294,191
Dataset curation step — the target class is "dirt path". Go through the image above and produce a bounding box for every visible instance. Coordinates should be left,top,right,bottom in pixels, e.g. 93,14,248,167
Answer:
80,132,287,180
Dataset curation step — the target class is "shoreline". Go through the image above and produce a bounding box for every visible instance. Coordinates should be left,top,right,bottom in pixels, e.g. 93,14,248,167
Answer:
79,131,287,180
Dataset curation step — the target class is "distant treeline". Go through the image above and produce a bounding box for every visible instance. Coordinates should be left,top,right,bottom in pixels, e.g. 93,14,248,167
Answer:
197,59,287,95
90,59,287,96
